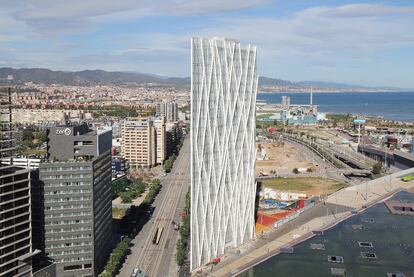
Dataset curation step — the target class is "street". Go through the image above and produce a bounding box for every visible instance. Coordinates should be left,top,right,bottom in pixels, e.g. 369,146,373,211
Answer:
117,138,190,277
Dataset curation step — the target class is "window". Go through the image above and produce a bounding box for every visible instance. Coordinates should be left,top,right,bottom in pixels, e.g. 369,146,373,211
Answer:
64,265,82,271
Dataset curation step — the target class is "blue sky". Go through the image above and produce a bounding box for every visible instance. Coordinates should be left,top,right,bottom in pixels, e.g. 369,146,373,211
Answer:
1,0,414,88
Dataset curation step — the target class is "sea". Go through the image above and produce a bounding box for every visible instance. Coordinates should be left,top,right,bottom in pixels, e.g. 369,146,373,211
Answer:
257,92,414,122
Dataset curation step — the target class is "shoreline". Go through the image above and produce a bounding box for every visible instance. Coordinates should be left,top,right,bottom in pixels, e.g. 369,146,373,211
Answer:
256,91,414,124
323,112,413,123
258,91,414,94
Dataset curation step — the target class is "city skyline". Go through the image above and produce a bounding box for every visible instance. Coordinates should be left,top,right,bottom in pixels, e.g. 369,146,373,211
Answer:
1,1,414,276
1,1,414,88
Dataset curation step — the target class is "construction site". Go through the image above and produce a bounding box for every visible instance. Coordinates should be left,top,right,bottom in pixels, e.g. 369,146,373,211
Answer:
256,140,322,176
255,135,348,233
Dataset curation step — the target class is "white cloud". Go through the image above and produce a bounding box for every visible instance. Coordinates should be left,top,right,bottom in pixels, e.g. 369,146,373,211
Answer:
1,2,414,87
3,0,267,35
188,3,414,76
318,3,414,17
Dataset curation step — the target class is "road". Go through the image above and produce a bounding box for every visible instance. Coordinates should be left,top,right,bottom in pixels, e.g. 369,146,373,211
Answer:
117,138,190,277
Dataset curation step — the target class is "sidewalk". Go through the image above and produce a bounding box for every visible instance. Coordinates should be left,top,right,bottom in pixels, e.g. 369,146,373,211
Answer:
197,168,414,277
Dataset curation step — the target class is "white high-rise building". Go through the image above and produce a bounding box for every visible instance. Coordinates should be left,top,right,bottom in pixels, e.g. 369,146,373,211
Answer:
156,101,179,122
190,37,258,269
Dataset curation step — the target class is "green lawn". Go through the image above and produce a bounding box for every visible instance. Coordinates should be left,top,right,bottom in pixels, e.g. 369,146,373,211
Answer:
112,208,128,219
259,177,346,196
257,113,275,119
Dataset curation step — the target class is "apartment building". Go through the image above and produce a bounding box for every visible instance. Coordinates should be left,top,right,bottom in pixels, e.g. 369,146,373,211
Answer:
155,101,179,123
121,117,166,168
153,117,166,165
38,123,112,277
121,118,155,168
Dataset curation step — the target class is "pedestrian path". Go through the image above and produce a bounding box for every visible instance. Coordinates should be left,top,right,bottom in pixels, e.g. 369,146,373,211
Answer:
198,167,414,277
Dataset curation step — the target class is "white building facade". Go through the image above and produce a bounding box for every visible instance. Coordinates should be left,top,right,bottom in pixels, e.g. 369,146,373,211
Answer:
190,37,258,269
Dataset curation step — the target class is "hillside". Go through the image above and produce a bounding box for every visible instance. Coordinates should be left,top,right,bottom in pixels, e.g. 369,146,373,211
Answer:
0,67,406,91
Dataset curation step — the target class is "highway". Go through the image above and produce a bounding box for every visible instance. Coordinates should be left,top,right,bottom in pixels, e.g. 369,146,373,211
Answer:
117,138,190,277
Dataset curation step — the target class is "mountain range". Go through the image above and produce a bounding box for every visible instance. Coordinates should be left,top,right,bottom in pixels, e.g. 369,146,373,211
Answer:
0,67,407,91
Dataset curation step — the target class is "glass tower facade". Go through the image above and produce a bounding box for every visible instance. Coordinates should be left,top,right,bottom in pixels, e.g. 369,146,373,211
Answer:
190,37,258,269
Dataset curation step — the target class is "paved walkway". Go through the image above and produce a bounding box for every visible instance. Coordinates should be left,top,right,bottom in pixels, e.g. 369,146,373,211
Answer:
196,167,414,277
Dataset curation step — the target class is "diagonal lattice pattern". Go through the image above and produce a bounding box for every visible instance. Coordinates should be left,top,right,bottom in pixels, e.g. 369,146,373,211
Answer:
190,37,258,270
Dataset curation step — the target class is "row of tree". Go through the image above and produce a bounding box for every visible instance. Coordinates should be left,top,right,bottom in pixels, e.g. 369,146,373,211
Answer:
100,179,162,276
176,189,190,266
163,154,177,173
142,179,161,205
99,237,132,277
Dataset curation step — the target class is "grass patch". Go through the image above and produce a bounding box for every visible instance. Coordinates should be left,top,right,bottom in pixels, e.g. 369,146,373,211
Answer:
261,178,313,191
257,113,275,119
112,208,128,219
260,177,346,196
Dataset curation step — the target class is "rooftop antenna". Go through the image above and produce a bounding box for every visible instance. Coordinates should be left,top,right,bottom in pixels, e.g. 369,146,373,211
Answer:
310,86,313,106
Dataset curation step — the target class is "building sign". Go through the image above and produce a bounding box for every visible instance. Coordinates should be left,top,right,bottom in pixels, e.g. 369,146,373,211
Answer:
55,128,72,136
353,119,366,124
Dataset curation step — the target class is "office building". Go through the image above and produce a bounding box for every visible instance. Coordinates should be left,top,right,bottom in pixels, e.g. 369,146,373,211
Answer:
0,157,41,170
38,123,112,276
0,88,34,277
121,117,166,168
156,101,179,123
111,156,128,177
190,37,258,269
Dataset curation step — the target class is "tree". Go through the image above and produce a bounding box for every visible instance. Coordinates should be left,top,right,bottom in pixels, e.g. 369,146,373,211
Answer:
22,129,34,141
35,131,48,143
176,238,186,266
372,162,382,175
163,154,177,173
112,179,130,198
292,168,299,174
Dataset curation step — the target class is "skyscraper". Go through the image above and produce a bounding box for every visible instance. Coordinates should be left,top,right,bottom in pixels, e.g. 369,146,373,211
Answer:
38,123,112,276
0,88,33,277
190,37,258,269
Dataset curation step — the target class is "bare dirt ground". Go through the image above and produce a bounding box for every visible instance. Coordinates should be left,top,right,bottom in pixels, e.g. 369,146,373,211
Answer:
256,141,320,175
